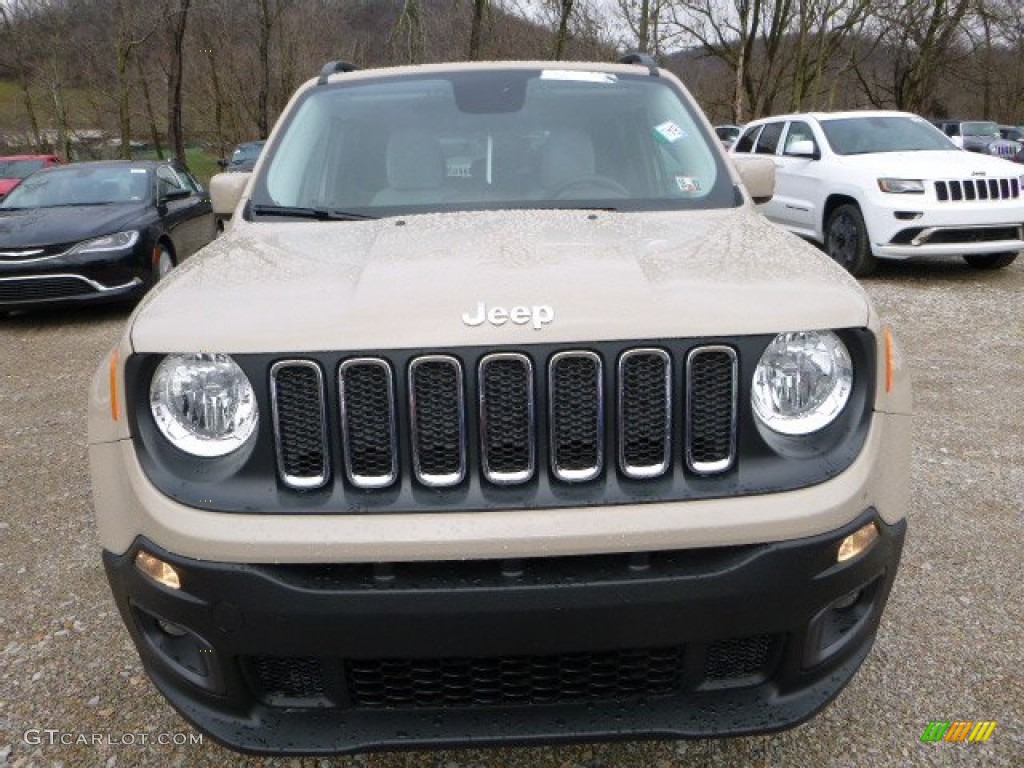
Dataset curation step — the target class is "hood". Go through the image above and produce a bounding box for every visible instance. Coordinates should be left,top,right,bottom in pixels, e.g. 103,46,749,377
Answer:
0,203,147,248
131,207,871,353
835,149,1020,176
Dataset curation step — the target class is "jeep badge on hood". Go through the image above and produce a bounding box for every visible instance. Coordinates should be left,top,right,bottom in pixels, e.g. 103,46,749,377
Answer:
462,301,554,330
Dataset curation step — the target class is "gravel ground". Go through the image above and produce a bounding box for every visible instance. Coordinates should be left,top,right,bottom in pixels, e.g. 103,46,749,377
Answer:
1,256,1021,767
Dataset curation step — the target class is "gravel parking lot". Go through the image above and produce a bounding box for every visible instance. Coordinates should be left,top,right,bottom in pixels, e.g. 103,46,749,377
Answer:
1,257,1021,767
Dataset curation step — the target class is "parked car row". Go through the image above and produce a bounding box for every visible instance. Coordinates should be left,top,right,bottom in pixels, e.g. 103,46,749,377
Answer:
0,159,215,311
933,119,1023,160
730,111,1024,275
0,154,62,200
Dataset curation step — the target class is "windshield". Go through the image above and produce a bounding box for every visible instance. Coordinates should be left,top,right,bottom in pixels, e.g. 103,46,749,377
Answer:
820,115,955,155
231,143,264,163
252,68,734,216
0,159,45,179
1,165,151,208
962,121,999,138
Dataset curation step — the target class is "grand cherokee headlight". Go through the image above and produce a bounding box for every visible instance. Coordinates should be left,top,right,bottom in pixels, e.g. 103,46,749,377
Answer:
752,331,853,435
150,353,258,457
877,178,924,194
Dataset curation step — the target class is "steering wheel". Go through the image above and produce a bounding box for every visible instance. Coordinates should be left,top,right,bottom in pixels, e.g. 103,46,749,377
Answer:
551,175,630,200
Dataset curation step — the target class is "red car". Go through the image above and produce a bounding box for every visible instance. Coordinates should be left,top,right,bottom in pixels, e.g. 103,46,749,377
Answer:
0,154,62,199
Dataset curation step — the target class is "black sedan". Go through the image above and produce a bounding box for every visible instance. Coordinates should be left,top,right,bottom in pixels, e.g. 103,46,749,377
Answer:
0,159,215,311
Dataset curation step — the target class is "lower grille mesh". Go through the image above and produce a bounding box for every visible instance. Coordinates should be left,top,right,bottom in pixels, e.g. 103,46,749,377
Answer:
0,276,96,301
347,647,685,708
246,635,775,710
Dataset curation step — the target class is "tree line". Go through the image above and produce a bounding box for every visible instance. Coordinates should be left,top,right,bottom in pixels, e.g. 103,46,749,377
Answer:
0,0,1021,165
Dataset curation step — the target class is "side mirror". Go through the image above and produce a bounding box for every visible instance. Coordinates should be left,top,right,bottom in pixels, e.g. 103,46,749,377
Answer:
210,171,251,218
161,186,192,203
786,139,819,159
731,155,775,204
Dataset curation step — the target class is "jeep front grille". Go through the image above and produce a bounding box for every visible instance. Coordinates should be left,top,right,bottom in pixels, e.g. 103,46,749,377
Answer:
618,349,671,478
268,344,738,492
549,351,603,482
409,356,466,487
270,361,329,489
686,347,738,474
934,177,1020,202
479,353,535,484
339,359,398,488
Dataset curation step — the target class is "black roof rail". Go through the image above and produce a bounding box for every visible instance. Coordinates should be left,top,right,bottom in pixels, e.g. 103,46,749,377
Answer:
317,60,358,85
618,52,658,76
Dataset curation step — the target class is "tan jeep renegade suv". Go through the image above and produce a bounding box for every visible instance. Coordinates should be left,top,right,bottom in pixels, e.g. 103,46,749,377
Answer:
88,56,911,754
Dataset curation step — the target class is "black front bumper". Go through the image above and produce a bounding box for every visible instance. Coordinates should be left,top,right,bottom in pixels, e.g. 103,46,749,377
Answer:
0,249,149,310
102,510,905,755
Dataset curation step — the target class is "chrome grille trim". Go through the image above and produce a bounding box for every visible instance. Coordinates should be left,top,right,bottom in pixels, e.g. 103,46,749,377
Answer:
685,346,738,476
549,350,603,483
478,353,535,485
269,360,330,490
617,348,671,479
409,355,466,488
338,358,398,489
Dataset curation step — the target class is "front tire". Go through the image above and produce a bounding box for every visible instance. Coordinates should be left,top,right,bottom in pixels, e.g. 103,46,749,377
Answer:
825,204,877,277
963,252,1018,270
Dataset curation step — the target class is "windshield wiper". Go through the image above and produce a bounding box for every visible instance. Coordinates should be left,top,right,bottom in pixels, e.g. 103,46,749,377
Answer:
250,204,376,221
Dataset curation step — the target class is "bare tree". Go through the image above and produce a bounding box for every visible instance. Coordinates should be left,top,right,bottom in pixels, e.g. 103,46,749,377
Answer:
390,0,425,64
165,0,192,163
0,1,44,149
854,0,973,112
614,0,683,55
549,0,576,59
469,0,489,59
257,0,292,137
113,0,159,158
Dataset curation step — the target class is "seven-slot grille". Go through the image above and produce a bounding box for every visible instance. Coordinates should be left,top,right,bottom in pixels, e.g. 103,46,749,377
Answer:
934,177,1020,202
269,346,738,491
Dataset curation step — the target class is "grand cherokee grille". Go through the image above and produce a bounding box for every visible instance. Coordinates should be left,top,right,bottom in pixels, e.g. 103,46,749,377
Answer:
934,176,1020,202
268,344,737,491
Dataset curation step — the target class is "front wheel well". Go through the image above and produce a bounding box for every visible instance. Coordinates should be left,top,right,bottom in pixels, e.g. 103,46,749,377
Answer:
822,194,860,238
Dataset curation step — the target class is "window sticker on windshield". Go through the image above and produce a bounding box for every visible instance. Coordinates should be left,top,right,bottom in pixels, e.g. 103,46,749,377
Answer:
675,176,701,193
130,169,147,174
540,70,617,84
654,121,686,143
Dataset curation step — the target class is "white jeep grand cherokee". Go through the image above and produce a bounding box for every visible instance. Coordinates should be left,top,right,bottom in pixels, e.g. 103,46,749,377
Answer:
732,110,1024,275
88,58,911,754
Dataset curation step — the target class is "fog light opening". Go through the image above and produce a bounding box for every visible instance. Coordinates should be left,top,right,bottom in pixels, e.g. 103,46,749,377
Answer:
837,522,878,563
832,589,861,610
157,619,188,637
134,551,181,590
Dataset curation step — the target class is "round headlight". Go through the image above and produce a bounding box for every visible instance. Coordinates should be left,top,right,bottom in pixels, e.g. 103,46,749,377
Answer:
150,353,258,457
752,331,853,435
